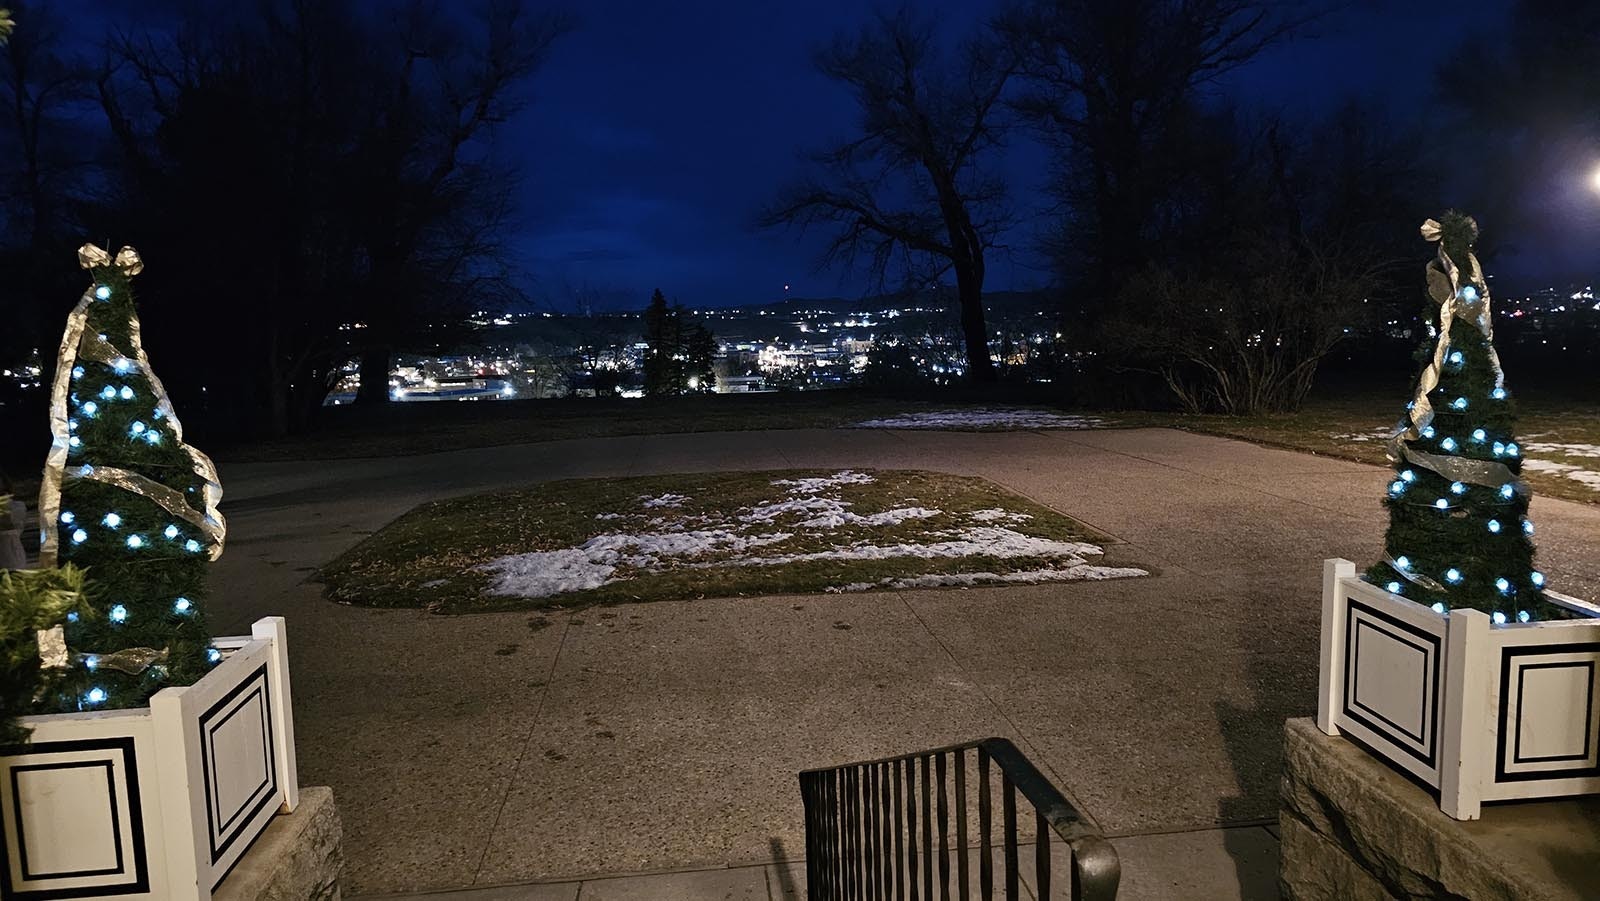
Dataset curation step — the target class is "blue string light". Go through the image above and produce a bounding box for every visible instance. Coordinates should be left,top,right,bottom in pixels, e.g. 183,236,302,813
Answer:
207,648,223,664
102,512,121,528
1451,397,1468,411
184,539,203,553
1532,572,1546,588
1440,437,1458,451
1471,429,1486,442
1523,519,1534,535
1450,481,1466,495
71,365,85,380
1487,519,1501,533
1434,498,1449,509
164,524,180,540
1395,556,1411,570
94,285,112,300
109,604,128,623
1495,578,1512,594
1462,285,1479,302
60,511,75,524
1386,581,1402,593
1445,568,1463,583
1431,602,1447,613
85,687,107,704
99,385,116,400
126,534,145,549
81,400,98,417
1499,484,1515,500
71,528,88,544
1492,611,1507,625
174,597,193,614
1492,387,1507,400
1400,469,1416,483
119,386,134,400
1518,611,1531,623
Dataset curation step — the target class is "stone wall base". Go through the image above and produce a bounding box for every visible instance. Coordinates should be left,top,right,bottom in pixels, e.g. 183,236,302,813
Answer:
215,785,343,901
1279,718,1600,901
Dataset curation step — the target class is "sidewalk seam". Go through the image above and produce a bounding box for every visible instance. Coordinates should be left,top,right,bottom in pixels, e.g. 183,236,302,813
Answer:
469,617,574,885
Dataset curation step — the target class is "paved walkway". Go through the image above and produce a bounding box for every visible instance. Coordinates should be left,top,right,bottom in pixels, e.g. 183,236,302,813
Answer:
207,428,1600,897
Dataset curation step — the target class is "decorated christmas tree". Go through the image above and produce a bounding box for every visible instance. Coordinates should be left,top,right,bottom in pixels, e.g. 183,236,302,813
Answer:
35,244,227,711
1366,213,1547,622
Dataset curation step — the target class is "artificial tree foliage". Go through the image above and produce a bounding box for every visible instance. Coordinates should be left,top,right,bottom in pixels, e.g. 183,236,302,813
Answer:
1365,213,1548,620
0,564,93,744
37,246,226,712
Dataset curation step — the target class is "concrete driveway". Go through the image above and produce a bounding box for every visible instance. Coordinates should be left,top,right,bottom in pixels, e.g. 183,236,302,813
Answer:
205,427,1600,895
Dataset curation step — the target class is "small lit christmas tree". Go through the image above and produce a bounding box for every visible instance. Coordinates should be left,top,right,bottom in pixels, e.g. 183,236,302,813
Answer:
36,244,227,711
1366,213,1547,622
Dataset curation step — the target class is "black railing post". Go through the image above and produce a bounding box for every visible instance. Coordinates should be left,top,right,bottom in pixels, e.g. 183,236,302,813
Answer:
955,750,969,901
936,752,950,901
978,748,992,899
1001,774,1018,901
1035,809,1051,901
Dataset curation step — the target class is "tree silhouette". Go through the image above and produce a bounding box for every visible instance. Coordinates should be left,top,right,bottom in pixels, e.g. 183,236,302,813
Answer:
763,9,1013,382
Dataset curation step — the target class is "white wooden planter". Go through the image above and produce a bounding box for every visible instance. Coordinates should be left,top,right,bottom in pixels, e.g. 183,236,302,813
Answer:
0,617,297,900
1316,559,1600,819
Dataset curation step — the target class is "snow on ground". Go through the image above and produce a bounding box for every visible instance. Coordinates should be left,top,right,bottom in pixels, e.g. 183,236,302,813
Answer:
1522,442,1600,459
641,493,690,508
970,508,1032,523
1330,429,1391,442
772,471,875,493
474,468,1145,598
1520,459,1600,492
854,410,1104,430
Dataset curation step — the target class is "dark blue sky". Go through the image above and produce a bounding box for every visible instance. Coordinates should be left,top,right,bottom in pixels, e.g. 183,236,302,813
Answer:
516,0,1527,311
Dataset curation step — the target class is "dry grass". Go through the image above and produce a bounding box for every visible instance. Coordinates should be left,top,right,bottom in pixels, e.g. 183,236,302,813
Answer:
318,469,1146,613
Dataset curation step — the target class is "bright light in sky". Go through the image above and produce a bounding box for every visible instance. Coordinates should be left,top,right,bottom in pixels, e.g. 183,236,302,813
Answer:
1591,163,1600,193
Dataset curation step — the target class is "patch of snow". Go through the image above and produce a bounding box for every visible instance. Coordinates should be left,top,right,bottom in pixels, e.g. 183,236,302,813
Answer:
641,493,690,508
1520,459,1600,491
1523,442,1600,459
797,506,942,529
1329,429,1391,442
721,526,1108,568
740,495,850,523
594,512,624,520
477,548,619,597
969,508,1032,524
830,565,1149,592
772,471,874,493
854,410,1103,430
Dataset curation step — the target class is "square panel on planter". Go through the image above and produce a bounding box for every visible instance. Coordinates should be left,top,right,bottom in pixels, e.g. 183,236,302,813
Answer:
1343,599,1443,772
0,737,149,900
1496,643,1600,783
198,663,278,872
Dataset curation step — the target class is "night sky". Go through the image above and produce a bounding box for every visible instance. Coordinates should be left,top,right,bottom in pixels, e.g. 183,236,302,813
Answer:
517,0,1534,311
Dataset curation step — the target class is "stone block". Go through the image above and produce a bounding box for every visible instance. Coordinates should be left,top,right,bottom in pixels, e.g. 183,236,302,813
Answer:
1279,718,1600,901
215,785,343,901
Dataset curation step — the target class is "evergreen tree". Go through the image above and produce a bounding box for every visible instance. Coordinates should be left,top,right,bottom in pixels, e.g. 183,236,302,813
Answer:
685,323,717,393
1365,214,1547,621
37,245,226,712
642,288,717,396
642,288,676,396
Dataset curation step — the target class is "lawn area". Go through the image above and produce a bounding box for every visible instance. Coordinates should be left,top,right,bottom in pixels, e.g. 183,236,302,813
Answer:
319,469,1148,613
1125,392,1600,506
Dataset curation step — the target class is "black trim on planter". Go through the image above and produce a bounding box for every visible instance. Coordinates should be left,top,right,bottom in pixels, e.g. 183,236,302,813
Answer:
197,662,279,867
1497,643,1600,783
0,736,149,900
1342,598,1442,769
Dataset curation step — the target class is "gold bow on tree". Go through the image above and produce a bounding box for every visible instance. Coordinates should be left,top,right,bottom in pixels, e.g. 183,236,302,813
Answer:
77,243,144,275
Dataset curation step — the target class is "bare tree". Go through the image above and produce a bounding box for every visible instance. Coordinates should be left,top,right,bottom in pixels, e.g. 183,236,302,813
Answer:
1003,0,1315,313
351,1,571,403
762,9,1014,382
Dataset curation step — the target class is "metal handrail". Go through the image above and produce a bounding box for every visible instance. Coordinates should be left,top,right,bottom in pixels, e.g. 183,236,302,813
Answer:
799,737,1120,900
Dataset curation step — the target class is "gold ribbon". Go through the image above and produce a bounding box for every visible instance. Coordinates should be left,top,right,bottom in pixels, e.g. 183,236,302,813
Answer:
37,625,69,669
38,245,226,567
76,646,169,676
